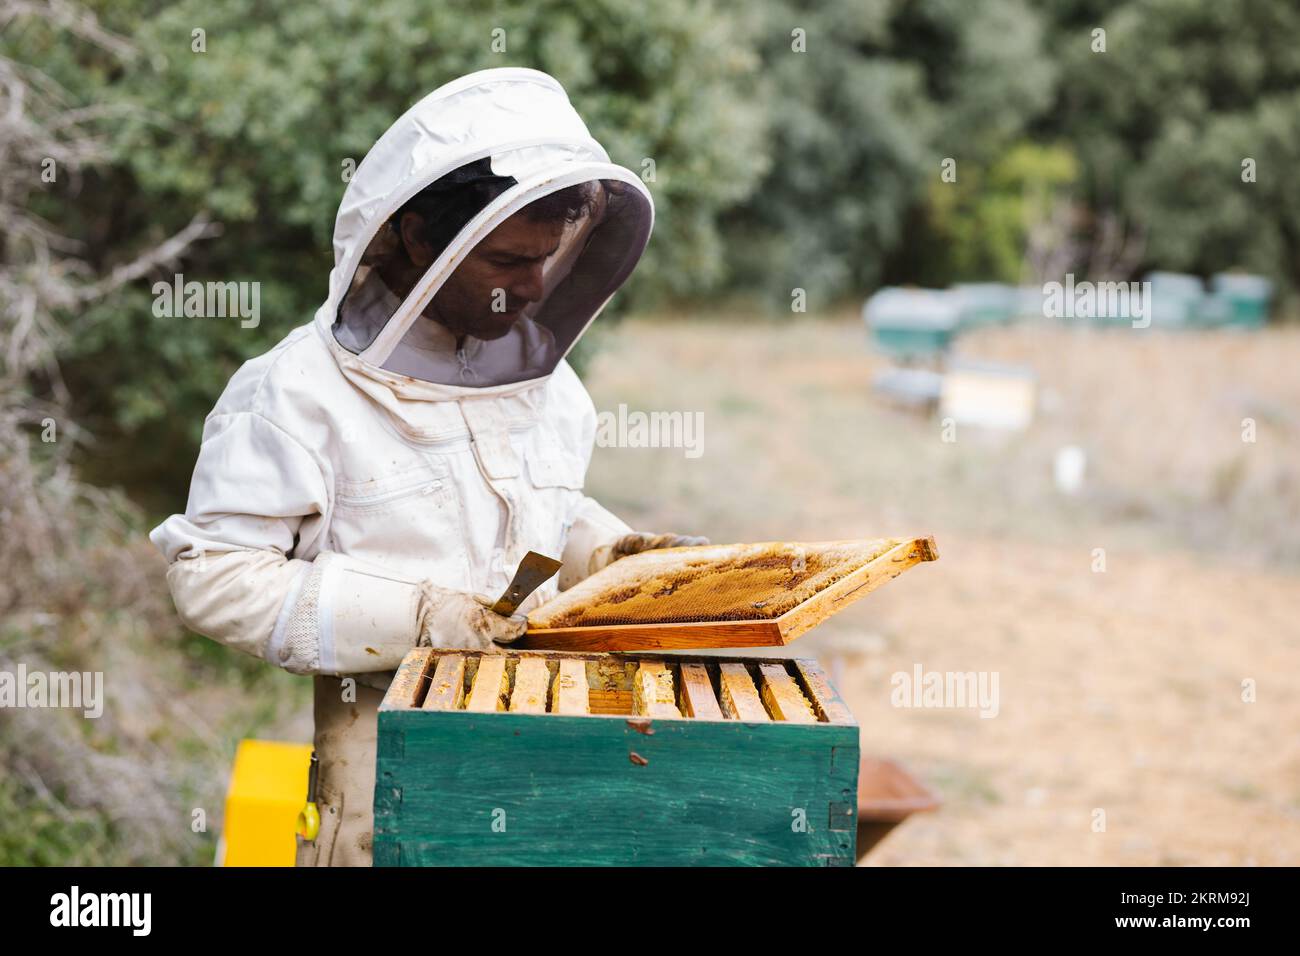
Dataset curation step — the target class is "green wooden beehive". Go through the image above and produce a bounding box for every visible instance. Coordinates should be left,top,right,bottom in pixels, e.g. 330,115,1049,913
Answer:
374,647,859,866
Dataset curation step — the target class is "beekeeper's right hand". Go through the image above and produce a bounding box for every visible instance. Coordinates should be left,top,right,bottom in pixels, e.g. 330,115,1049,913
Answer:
419,584,528,650
163,548,527,678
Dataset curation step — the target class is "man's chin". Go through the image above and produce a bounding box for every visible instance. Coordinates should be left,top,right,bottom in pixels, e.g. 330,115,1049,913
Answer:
470,311,523,340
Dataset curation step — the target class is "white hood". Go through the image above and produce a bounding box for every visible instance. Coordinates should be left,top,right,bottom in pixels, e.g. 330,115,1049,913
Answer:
314,68,653,397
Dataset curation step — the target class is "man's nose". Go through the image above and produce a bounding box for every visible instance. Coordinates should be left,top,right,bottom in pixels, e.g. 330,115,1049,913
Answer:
511,263,547,304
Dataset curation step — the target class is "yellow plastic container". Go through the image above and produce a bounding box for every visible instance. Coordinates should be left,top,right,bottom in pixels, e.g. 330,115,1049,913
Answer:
217,739,313,867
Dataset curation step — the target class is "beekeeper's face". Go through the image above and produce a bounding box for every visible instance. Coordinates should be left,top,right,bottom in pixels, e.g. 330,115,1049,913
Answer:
399,209,565,341
332,163,651,387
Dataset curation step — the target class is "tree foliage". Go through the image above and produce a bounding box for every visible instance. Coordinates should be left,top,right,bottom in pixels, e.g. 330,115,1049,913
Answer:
5,0,1298,501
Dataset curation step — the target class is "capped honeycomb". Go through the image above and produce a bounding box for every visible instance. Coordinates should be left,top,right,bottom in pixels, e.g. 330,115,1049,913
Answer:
528,538,904,630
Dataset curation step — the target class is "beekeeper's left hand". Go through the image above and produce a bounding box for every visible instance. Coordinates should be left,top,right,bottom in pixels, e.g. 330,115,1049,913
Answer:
587,531,710,576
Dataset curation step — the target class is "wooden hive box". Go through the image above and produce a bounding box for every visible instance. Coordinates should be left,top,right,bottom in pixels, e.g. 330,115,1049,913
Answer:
374,647,859,866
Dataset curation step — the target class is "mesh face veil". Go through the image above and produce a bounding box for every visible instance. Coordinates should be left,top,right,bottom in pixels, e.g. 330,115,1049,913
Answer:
332,143,650,387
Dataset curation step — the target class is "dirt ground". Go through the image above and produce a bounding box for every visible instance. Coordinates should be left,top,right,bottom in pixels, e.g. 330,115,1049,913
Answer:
580,311,1300,866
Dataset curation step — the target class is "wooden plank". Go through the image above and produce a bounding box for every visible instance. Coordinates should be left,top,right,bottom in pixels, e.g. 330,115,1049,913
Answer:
776,536,938,644
381,647,434,710
717,663,769,722
464,655,510,713
421,653,466,711
678,663,724,720
587,689,633,715
588,657,635,691
420,647,798,668
515,619,784,652
757,663,818,723
509,657,550,714
792,659,854,725
632,661,681,718
551,658,590,715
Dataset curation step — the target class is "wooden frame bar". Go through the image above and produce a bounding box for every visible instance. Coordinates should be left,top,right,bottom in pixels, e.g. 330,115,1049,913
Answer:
421,653,466,711
551,658,590,715
383,647,434,709
509,657,550,713
678,662,723,720
792,660,855,725
516,536,937,652
464,656,510,713
380,649,856,727
632,661,681,718
717,663,770,722
757,663,818,723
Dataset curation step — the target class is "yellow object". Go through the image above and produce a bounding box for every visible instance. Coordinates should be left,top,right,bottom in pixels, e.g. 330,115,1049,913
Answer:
296,801,320,841
219,739,313,867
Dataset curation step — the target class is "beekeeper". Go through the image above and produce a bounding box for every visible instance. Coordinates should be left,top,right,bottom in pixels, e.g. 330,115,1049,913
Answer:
150,68,706,867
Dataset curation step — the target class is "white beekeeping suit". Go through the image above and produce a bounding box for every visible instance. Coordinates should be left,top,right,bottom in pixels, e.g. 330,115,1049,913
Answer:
150,68,704,866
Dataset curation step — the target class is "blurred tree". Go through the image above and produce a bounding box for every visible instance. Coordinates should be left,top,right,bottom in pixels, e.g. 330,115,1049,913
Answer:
1049,0,1300,284
719,0,933,311
876,0,1059,291
0,0,241,866
890,0,1056,162
9,0,1300,507
721,0,1057,309
10,0,767,504
923,142,1079,285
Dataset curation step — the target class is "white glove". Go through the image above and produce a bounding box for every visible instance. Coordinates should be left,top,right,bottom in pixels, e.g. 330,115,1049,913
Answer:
587,531,711,577
257,552,529,675
418,583,529,650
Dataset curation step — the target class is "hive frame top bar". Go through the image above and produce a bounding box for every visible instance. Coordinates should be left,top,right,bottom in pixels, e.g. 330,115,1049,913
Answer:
515,535,938,652
380,646,857,726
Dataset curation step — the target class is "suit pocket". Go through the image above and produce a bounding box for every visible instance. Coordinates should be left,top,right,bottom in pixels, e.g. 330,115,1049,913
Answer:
330,459,467,575
523,448,586,490
517,447,586,602
335,462,452,514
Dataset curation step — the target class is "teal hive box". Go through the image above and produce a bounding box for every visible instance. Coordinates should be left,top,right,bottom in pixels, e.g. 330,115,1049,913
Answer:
872,325,954,356
1211,273,1272,329
1143,271,1204,329
862,287,960,359
1190,293,1234,329
374,647,860,866
952,283,1017,329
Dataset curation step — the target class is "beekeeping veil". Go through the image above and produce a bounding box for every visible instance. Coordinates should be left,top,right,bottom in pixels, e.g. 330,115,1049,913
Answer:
318,68,652,390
